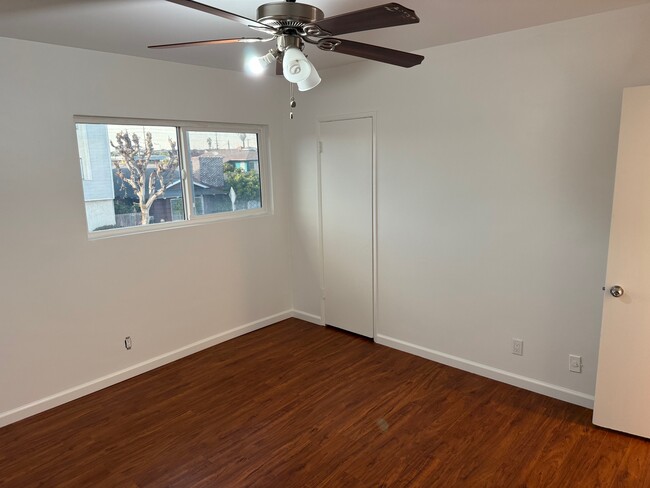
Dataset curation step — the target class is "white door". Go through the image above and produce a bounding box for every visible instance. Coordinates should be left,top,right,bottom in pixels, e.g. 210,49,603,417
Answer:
593,86,650,438
319,117,374,338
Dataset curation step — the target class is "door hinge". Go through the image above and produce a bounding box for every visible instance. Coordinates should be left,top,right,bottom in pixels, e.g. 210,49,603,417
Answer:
318,141,323,154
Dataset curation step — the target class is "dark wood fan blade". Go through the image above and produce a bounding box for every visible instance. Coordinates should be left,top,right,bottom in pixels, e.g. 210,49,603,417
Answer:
276,58,284,76
314,3,419,36
166,0,272,31
147,37,273,49
149,37,267,49
317,38,424,68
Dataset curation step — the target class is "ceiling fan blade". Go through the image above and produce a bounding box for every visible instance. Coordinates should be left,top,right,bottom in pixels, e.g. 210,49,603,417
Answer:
149,37,269,49
276,58,284,76
166,0,272,31
313,3,419,36
317,38,424,68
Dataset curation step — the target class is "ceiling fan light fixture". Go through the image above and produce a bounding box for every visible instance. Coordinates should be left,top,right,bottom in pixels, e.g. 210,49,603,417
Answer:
297,65,321,91
246,50,277,75
282,47,312,83
155,0,425,100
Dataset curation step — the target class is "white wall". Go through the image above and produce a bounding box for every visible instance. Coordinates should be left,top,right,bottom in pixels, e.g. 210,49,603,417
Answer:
288,4,650,406
0,37,290,425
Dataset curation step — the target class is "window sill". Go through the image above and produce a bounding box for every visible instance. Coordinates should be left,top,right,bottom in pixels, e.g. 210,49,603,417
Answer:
87,207,270,241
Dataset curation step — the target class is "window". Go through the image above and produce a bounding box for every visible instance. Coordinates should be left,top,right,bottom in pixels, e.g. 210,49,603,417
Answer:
169,196,202,221
185,130,262,214
74,118,268,236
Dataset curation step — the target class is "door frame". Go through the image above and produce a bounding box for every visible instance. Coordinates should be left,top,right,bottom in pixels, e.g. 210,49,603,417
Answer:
316,112,378,338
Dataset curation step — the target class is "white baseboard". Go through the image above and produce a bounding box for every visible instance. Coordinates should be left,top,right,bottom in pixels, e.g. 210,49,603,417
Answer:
292,310,324,325
0,310,293,428
3,314,589,428
375,333,595,409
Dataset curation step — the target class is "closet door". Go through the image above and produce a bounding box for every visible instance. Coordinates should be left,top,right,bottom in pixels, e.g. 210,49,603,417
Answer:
319,116,374,338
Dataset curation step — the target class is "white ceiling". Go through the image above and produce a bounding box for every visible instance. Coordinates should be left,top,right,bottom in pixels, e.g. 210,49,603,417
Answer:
1,0,649,73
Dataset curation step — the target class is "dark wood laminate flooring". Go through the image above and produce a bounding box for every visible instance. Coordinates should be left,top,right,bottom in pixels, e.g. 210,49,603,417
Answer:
1,318,648,487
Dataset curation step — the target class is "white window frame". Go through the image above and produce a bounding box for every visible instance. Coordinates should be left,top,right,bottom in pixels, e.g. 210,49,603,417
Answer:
180,123,268,222
74,116,272,240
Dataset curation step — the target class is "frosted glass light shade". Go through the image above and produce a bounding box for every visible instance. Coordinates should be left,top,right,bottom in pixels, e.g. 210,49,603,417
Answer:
297,66,321,91
282,47,312,83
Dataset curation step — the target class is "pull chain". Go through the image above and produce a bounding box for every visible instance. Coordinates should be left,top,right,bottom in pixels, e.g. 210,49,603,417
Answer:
289,83,296,120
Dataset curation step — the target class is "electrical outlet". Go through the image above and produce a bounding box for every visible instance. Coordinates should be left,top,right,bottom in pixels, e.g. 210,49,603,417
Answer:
124,336,132,350
512,338,524,356
569,354,582,373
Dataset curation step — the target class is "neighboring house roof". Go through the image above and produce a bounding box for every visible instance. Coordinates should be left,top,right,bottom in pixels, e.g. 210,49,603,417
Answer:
191,149,258,175
166,179,209,189
113,168,227,201
165,180,225,198
200,148,258,161
111,154,169,164
219,148,259,162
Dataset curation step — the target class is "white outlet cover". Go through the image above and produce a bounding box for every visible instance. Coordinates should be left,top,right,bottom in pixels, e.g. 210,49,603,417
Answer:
569,354,582,373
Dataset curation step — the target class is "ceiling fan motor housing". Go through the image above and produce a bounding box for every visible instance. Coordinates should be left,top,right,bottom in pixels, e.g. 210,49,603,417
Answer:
256,2,324,31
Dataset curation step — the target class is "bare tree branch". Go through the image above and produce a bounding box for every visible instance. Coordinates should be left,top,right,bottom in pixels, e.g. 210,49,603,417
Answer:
111,130,180,224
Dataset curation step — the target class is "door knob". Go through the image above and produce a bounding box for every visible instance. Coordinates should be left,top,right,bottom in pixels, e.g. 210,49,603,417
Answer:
610,285,624,298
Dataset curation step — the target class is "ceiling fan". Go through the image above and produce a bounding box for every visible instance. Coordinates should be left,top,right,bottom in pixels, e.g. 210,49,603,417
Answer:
150,0,425,92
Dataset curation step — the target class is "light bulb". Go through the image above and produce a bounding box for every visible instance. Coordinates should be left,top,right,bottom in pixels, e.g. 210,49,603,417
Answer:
247,57,265,75
282,47,312,83
246,51,276,76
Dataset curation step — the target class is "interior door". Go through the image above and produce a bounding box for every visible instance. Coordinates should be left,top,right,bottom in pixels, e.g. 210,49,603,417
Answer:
320,116,374,338
593,86,650,438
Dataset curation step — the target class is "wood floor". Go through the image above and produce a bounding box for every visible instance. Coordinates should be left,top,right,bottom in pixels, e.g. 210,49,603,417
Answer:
1,318,648,487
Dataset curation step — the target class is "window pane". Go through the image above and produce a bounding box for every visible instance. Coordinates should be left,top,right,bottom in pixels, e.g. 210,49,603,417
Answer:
75,123,183,232
185,130,262,215
194,195,205,215
171,198,184,221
